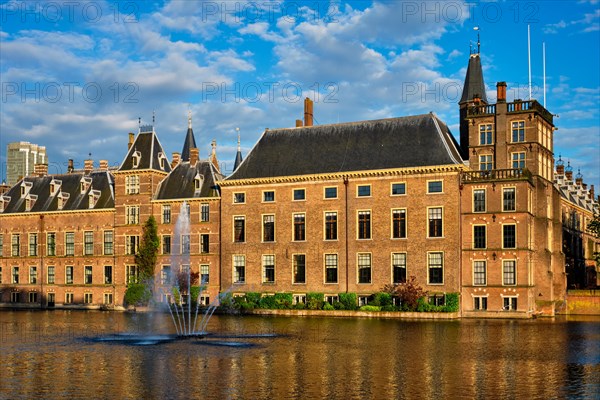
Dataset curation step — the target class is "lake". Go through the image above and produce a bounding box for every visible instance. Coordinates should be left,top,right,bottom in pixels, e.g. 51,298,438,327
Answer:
0,310,598,399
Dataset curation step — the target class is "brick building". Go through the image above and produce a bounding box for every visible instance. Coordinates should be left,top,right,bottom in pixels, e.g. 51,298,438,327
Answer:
0,47,597,316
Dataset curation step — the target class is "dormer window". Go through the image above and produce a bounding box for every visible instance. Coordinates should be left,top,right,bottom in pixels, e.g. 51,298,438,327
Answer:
50,179,62,196
0,195,10,212
80,177,92,194
25,194,38,211
158,152,168,170
88,190,101,209
20,181,33,198
132,151,141,168
57,192,70,210
194,173,203,194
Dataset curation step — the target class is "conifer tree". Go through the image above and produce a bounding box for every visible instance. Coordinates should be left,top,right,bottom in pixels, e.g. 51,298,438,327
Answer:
135,215,159,280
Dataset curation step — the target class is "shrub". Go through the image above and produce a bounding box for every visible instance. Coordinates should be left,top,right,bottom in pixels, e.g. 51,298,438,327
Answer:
259,295,277,309
245,292,262,307
442,293,460,312
359,305,381,312
190,286,201,305
306,292,324,310
124,283,152,306
333,301,345,310
371,292,393,307
293,302,306,310
338,293,357,310
218,292,235,310
323,302,335,311
382,276,428,311
274,293,294,309
381,305,397,312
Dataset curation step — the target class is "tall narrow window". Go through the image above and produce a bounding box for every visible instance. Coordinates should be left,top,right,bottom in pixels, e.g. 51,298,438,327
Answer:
12,266,19,284
103,231,113,255
479,124,493,145
503,225,516,248
181,235,190,255
162,235,171,254
200,264,209,284
29,233,38,256
503,188,516,211
473,225,486,249
12,234,20,256
126,206,140,224
201,203,210,222
512,121,525,142
47,266,55,284
85,266,93,284
125,175,140,194
125,235,139,255
293,254,306,284
263,255,275,283
233,255,245,283
200,234,209,253
47,233,56,256
263,215,275,242
428,252,443,284
126,265,139,284
392,253,407,284
512,152,526,169
358,253,371,284
392,209,407,238
162,205,171,224
479,155,493,171
104,265,112,284
473,261,486,286
293,214,306,241
65,232,75,256
234,216,245,242
428,208,443,238
65,266,73,284
325,254,338,284
473,189,486,212
357,211,371,239
325,212,337,240
161,266,171,285
503,260,516,285
84,231,94,255
29,266,37,284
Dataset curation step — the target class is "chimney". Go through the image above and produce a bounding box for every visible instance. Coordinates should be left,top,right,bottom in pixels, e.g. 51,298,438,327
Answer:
575,174,583,187
33,163,48,177
590,185,595,200
304,97,313,127
189,147,199,166
565,169,573,181
171,152,181,169
84,159,94,175
556,163,565,175
295,119,303,127
210,140,220,172
128,132,135,149
68,159,74,173
99,160,109,171
496,82,507,103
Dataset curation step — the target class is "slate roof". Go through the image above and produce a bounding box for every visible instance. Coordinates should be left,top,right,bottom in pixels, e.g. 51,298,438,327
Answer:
227,113,463,180
155,160,223,199
181,127,197,162
119,130,172,172
460,54,488,104
1,171,114,213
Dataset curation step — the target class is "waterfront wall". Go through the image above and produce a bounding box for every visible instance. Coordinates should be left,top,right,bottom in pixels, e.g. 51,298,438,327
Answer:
561,290,600,315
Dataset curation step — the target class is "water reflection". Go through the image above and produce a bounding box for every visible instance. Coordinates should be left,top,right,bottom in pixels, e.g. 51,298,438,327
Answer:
0,311,598,399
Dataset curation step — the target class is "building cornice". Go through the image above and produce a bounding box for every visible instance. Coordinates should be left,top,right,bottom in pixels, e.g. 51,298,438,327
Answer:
0,208,116,218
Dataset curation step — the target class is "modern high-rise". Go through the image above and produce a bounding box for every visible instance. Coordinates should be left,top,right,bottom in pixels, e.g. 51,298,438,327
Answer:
6,142,47,186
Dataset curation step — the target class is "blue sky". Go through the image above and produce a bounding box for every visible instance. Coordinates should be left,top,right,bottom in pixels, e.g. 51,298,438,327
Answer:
1,0,598,189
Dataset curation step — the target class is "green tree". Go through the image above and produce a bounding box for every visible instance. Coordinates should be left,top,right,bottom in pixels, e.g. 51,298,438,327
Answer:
135,215,160,280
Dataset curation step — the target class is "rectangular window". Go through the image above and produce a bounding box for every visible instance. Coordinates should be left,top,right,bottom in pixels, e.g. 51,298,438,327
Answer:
503,188,516,211
181,235,190,255
12,234,20,257
391,183,406,195
65,266,73,285
293,254,306,284
162,235,171,254
293,189,306,201
29,233,38,256
479,155,493,171
12,266,19,284
324,187,337,199
233,192,245,203
473,225,486,249
263,215,275,242
201,203,210,222
428,181,443,193
84,231,94,256
428,208,443,238
46,233,56,256
126,206,140,224
474,296,488,310
126,265,139,284
233,255,245,284
473,189,486,212
357,185,371,197
162,205,171,224
325,254,338,284
104,293,113,305
357,211,371,239
358,253,371,284
293,214,306,241
84,266,92,284
125,175,140,194
160,266,170,285
428,252,443,284
125,235,139,255
263,254,275,283
65,232,75,256
479,124,493,145
392,209,407,239
503,297,518,311
503,225,516,249
512,152,526,169
200,264,209,284
512,121,525,142
325,212,337,240
200,234,209,253
47,266,55,284
473,261,486,286
29,266,37,284
103,231,113,255
234,216,245,242
263,191,275,202
104,265,112,284
29,292,38,303
503,260,516,285
392,253,407,284
84,293,93,304
65,293,73,304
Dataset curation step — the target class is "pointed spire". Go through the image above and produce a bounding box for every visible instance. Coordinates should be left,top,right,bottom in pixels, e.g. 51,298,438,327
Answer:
181,110,198,162
460,27,487,104
234,127,243,171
